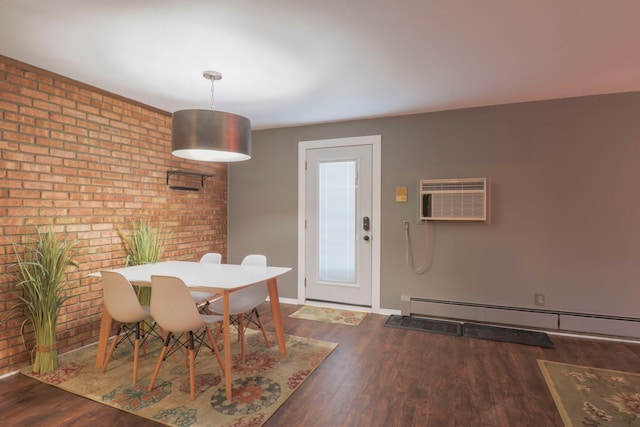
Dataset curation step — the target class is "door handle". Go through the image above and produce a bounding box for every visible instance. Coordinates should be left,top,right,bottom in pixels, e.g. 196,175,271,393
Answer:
363,216,370,231
363,235,370,241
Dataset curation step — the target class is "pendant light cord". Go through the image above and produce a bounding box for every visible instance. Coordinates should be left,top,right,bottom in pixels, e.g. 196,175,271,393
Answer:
202,70,222,111
210,79,215,110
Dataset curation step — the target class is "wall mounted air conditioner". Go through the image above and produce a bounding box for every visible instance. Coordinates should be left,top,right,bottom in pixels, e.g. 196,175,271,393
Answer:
419,177,489,222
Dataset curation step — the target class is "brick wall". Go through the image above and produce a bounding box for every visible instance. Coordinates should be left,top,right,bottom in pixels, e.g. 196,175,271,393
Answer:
0,56,228,376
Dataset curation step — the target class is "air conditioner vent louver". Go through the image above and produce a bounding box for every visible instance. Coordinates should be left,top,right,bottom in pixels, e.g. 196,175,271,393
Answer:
421,181,485,192
420,178,489,222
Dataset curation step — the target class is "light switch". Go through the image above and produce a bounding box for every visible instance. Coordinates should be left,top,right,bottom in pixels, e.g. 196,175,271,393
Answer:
395,186,408,202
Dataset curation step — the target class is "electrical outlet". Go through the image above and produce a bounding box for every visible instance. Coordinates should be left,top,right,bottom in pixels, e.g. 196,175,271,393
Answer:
535,293,545,306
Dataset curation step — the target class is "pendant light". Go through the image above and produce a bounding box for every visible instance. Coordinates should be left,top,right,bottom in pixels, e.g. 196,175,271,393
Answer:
171,71,251,162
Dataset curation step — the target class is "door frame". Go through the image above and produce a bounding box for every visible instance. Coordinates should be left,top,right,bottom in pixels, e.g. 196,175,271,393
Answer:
297,135,381,313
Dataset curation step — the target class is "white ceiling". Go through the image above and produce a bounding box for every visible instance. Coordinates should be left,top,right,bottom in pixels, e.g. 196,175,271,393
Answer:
1,0,639,130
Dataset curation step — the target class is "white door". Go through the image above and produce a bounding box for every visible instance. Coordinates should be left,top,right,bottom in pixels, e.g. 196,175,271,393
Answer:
305,144,373,306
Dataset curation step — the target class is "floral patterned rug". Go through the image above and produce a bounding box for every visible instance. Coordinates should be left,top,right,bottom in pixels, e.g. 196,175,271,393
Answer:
538,359,640,426
22,329,337,427
288,306,367,326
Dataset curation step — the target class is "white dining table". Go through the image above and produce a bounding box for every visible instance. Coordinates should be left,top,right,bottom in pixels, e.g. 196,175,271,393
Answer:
90,260,291,399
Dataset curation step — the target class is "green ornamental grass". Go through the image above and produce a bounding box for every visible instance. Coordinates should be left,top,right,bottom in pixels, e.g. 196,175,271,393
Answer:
12,227,78,373
117,219,166,267
117,219,166,305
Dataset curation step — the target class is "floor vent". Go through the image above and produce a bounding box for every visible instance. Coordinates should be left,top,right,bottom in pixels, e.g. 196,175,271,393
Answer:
384,315,462,336
385,315,555,348
463,323,555,348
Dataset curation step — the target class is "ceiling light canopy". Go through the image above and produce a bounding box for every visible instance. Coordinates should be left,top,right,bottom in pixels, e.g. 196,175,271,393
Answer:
171,71,251,162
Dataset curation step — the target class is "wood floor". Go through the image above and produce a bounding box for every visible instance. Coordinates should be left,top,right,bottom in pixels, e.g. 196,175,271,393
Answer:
2,303,640,426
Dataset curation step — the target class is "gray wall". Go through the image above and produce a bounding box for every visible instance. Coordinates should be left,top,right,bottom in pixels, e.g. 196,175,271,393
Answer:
229,92,640,319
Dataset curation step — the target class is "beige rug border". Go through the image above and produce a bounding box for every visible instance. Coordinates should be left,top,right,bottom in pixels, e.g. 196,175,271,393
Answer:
537,359,574,427
22,331,339,427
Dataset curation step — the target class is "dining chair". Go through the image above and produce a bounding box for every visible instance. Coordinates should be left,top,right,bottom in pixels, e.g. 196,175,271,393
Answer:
101,270,161,384
191,252,222,309
147,275,224,400
208,254,271,363
200,252,222,264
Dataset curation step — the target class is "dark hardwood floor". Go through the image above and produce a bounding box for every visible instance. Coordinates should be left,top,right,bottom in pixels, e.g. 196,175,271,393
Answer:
2,303,640,426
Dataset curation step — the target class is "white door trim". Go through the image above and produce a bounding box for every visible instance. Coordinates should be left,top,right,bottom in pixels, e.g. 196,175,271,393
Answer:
297,135,381,313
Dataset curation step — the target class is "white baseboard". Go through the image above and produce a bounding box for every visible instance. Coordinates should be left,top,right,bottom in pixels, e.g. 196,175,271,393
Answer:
273,297,401,316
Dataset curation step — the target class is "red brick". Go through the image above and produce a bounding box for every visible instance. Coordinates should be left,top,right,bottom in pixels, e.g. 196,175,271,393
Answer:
36,118,63,131
18,105,49,119
3,92,33,106
3,150,35,162
33,99,61,113
0,100,19,113
3,131,35,143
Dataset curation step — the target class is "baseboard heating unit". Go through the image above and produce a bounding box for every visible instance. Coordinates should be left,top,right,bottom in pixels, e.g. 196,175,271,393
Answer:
401,295,640,339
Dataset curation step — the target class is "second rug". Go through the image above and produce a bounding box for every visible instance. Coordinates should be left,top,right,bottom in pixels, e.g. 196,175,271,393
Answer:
289,306,367,326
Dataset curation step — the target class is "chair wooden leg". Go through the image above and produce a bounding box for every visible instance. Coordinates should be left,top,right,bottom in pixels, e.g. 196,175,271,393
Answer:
101,325,122,374
206,326,224,372
157,326,179,364
141,321,148,356
148,333,171,392
133,323,140,384
182,332,189,369
188,332,196,400
133,337,140,384
255,310,271,348
239,315,246,364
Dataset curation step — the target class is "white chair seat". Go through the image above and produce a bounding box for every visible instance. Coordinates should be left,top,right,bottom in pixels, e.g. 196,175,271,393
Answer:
207,254,271,362
191,252,222,304
201,313,224,324
191,291,218,302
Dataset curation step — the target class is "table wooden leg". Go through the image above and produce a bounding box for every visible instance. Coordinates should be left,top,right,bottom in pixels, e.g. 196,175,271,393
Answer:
223,290,232,399
267,278,286,356
95,306,113,368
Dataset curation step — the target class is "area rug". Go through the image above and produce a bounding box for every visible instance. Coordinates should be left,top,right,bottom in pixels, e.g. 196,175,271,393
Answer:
538,359,640,426
463,322,555,348
21,329,338,427
384,315,462,336
288,306,367,326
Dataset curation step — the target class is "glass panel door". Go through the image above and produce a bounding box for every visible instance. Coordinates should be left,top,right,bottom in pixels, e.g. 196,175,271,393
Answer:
318,160,357,283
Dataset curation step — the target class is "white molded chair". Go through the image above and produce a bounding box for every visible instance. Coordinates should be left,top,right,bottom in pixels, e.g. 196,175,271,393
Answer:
200,252,222,264
208,254,271,363
148,275,224,400
101,271,160,384
191,252,222,306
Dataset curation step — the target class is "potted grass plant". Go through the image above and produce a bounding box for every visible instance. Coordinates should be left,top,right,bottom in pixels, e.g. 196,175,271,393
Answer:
9,227,78,373
116,219,167,305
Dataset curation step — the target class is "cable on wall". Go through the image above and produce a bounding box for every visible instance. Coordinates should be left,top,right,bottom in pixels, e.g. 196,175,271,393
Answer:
404,220,436,274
